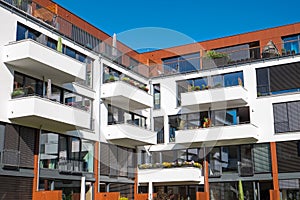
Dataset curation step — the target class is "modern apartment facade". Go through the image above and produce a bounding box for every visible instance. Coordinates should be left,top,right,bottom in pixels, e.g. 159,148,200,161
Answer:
0,0,300,200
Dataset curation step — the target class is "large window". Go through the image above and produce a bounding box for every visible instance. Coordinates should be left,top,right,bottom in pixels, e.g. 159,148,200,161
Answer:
176,71,243,106
13,72,92,112
40,132,94,173
256,63,300,96
154,117,164,144
108,105,147,128
215,42,260,63
100,143,135,179
163,52,200,73
168,107,249,133
273,101,300,133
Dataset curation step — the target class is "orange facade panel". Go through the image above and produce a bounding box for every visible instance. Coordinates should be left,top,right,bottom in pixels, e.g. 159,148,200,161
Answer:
95,192,120,200
33,191,63,200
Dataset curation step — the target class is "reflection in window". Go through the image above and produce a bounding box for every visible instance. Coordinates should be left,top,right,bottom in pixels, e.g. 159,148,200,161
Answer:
107,105,147,128
153,84,161,109
283,35,300,54
163,52,200,73
154,117,164,144
40,132,59,169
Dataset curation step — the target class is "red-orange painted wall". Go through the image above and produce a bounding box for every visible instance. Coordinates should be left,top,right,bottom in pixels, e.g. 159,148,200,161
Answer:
140,22,300,64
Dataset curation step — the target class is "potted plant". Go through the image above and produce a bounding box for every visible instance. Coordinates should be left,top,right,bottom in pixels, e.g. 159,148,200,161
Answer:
205,50,229,67
107,75,116,82
192,86,200,91
121,77,130,82
12,88,25,98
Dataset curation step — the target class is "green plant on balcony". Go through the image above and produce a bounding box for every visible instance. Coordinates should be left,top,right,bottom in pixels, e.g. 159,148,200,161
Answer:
121,77,130,82
107,75,117,82
139,85,149,92
11,88,25,98
191,86,201,91
120,197,128,200
206,50,228,59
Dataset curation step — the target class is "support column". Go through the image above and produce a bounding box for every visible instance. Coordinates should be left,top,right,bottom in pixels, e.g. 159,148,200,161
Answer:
270,142,280,200
134,167,138,198
204,158,210,200
93,142,99,198
148,182,153,200
80,176,86,200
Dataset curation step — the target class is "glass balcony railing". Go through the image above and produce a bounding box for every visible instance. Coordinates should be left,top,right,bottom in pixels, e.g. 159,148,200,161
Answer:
11,87,91,112
3,0,300,79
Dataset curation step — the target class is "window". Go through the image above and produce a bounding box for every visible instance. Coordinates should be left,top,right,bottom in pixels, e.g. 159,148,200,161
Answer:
282,35,300,54
40,132,59,169
273,101,300,133
153,84,161,109
154,117,164,144
107,105,147,128
176,80,192,106
277,140,300,173
221,146,239,173
100,142,135,179
256,63,300,96
176,71,243,105
215,42,260,63
13,72,43,97
163,52,200,73
168,107,249,133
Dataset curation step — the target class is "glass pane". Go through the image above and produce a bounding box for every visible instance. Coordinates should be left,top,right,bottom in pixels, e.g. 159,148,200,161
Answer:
212,75,223,88
224,71,243,87
40,132,58,169
194,78,208,89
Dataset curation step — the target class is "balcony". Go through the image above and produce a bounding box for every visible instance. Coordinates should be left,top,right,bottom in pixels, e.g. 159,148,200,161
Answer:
175,124,259,147
8,96,90,132
3,39,86,84
181,86,248,110
103,124,157,147
138,165,203,184
101,81,152,111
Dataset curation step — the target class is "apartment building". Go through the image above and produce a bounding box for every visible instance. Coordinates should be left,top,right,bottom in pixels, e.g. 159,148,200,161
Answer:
0,0,300,200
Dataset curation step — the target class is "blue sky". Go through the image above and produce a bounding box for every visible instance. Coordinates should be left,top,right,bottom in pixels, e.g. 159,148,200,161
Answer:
53,0,300,52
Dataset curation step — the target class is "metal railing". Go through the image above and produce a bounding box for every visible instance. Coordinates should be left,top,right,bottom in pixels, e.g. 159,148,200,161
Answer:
58,160,87,173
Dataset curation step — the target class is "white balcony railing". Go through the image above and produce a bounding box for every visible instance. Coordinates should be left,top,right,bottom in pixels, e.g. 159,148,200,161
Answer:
3,39,86,84
8,96,91,132
175,123,259,146
104,123,157,147
101,81,152,111
138,166,203,184
181,85,248,110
